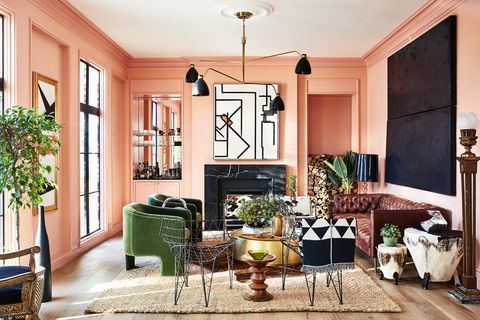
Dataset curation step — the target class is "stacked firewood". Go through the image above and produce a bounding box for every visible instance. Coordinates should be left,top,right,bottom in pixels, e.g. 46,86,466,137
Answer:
308,154,340,219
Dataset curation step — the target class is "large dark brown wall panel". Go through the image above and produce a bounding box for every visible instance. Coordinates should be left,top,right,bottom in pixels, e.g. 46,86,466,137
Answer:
386,107,456,195
386,16,456,195
388,16,456,120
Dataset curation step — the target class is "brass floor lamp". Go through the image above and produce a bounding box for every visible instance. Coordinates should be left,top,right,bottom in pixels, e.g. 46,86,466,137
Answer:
449,112,480,303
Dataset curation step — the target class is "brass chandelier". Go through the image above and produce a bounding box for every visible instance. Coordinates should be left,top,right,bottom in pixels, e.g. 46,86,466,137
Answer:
184,11,311,112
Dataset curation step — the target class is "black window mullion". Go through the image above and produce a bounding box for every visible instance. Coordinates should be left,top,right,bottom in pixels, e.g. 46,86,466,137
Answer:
0,14,5,249
83,112,90,236
80,60,101,238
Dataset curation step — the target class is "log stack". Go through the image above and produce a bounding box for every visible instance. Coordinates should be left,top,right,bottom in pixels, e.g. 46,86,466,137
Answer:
307,154,340,219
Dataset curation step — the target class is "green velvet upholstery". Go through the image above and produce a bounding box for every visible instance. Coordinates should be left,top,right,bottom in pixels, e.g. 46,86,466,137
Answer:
147,193,203,240
123,202,191,276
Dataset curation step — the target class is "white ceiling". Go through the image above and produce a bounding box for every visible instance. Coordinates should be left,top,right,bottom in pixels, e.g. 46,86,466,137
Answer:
66,0,427,58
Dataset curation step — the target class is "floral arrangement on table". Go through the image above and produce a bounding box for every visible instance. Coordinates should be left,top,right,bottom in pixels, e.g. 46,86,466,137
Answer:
237,194,286,227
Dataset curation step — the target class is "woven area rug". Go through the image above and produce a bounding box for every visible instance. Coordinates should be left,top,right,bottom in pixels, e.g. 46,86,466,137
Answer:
86,265,401,314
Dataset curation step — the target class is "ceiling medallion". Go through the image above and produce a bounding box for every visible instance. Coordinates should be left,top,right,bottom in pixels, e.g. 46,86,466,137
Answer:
217,1,273,20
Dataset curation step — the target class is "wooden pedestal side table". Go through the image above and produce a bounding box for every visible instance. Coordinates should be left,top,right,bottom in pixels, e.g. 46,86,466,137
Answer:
241,253,276,302
377,244,408,285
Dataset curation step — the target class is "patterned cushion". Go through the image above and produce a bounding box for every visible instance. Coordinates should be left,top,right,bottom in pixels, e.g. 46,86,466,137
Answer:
0,266,30,305
301,218,356,272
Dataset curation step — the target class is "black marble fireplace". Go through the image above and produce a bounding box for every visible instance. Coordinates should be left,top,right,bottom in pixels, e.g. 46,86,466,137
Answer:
204,164,286,225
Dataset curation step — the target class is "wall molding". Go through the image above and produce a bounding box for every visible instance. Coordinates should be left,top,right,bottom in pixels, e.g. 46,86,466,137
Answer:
362,0,466,66
128,57,366,69
29,0,131,65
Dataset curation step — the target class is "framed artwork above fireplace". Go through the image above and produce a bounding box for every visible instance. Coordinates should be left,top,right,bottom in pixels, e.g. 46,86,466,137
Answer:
213,83,279,160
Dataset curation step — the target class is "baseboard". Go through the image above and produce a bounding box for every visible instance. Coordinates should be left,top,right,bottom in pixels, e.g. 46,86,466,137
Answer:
51,228,119,271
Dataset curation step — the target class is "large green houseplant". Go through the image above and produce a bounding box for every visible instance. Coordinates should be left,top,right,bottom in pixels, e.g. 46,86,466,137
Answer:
323,150,356,194
0,105,62,248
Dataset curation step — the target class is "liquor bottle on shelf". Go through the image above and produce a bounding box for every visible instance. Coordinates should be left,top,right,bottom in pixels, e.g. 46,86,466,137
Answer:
155,162,160,178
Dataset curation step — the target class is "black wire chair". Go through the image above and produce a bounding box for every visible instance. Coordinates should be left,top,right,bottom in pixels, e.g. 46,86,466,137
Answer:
281,217,357,305
159,217,236,307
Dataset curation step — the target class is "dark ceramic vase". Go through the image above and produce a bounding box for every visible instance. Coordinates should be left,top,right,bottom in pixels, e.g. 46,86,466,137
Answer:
35,205,52,302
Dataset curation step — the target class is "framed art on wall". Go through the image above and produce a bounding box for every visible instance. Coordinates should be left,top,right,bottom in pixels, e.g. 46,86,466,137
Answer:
213,83,279,160
33,72,58,212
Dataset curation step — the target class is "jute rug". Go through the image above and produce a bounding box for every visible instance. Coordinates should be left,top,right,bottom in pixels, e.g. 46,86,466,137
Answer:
86,264,401,314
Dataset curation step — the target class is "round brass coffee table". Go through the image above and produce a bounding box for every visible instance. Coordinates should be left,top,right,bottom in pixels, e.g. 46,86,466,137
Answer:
231,229,301,265
242,253,276,302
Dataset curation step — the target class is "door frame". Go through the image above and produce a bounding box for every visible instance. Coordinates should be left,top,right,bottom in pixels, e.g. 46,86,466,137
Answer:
297,78,360,195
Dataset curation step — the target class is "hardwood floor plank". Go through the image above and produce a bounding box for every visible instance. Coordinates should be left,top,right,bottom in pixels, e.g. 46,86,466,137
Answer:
39,234,480,320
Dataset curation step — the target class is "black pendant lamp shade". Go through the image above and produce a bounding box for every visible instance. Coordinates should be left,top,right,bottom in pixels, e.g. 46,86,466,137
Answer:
185,64,199,83
356,154,379,182
271,93,285,112
192,75,209,96
295,54,311,75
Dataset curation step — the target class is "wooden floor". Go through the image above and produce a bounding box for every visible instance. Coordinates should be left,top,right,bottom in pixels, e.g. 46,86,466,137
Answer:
40,234,480,320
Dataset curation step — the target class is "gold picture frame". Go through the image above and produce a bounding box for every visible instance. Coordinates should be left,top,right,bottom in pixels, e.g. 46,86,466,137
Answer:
32,72,58,213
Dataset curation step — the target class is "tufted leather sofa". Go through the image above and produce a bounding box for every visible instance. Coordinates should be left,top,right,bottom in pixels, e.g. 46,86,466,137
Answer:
332,193,448,258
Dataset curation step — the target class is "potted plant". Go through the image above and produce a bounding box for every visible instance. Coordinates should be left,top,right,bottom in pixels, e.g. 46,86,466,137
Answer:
237,195,286,234
323,150,356,194
0,105,62,249
380,223,402,247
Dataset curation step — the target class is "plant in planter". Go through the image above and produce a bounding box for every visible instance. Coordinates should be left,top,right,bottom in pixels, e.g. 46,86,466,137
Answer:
237,194,286,228
323,150,356,194
380,223,402,247
0,105,62,249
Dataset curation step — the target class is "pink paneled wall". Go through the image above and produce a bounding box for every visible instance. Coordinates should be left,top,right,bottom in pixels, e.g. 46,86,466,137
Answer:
4,0,479,285
0,0,129,270
365,0,480,283
128,62,367,203
307,95,352,156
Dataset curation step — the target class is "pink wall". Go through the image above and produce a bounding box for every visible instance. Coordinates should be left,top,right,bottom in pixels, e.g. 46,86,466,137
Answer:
0,0,130,270
365,0,480,282
7,0,476,285
307,95,352,155
128,60,367,202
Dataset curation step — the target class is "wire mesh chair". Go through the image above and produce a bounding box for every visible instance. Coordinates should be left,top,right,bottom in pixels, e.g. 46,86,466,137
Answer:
159,217,236,307
281,218,357,305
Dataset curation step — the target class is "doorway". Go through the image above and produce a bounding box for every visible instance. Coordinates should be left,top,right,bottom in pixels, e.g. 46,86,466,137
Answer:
307,94,352,156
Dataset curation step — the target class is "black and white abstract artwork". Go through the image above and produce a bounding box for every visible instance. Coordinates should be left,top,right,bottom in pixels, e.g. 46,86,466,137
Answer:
213,83,279,160
33,72,58,212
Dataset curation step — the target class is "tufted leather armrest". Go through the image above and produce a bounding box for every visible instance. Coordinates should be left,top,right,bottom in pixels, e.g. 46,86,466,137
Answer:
333,194,382,214
370,209,431,250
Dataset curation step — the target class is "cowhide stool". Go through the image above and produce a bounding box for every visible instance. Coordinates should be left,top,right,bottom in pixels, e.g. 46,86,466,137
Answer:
404,228,463,289
377,243,408,285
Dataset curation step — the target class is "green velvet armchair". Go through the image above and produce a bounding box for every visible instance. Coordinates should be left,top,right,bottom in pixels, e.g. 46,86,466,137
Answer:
147,193,203,240
123,202,192,275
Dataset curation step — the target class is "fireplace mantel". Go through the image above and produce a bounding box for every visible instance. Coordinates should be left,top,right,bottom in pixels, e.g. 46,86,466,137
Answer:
204,164,286,223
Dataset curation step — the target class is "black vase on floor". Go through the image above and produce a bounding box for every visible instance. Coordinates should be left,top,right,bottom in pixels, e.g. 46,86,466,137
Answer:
36,205,52,302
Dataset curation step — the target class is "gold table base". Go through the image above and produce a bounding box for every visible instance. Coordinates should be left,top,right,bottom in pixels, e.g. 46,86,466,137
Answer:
231,229,301,265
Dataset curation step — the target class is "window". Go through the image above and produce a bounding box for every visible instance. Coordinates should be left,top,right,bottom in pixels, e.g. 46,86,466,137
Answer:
0,14,5,248
79,60,101,238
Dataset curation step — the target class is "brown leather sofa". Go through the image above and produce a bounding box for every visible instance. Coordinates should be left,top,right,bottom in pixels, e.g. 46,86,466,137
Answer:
332,193,448,258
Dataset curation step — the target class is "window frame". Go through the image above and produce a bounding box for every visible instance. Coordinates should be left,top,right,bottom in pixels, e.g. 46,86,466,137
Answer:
0,14,5,249
79,59,102,239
